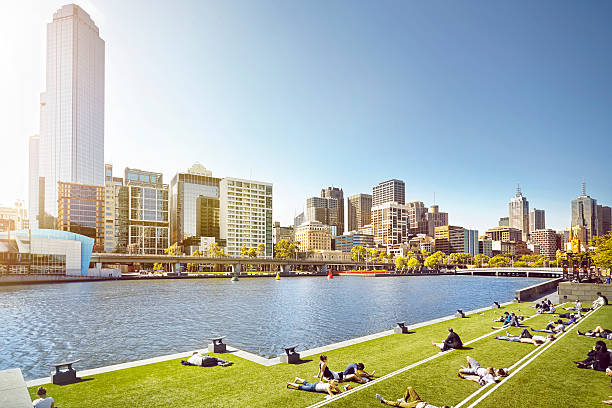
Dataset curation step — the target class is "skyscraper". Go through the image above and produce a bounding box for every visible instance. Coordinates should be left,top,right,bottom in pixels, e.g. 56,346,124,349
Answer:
305,197,339,236
597,205,611,237
372,179,405,207
36,5,105,226
347,193,372,232
529,209,545,233
321,187,344,235
28,135,40,229
509,185,529,241
571,183,598,244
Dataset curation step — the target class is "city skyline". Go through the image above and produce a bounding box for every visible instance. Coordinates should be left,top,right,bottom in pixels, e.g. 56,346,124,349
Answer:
2,1,612,235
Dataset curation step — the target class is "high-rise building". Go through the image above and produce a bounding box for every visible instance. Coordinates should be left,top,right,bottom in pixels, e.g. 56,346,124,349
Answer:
57,181,105,251
498,217,509,227
272,222,294,244
103,164,125,253
347,193,372,232
529,209,545,233
0,201,29,231
196,196,222,246
305,197,339,236
509,185,529,241
426,205,449,237
321,187,344,235
170,164,220,244
335,231,374,252
371,202,409,246
28,135,40,229
485,226,523,242
406,201,429,235
372,179,405,207
478,237,493,258
37,5,105,227
597,205,611,237
219,178,273,257
530,229,558,260
571,183,598,244
434,226,479,255
295,220,332,251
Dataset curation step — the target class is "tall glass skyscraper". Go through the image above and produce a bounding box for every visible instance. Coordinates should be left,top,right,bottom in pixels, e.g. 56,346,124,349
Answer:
571,184,598,244
33,4,105,227
509,185,529,241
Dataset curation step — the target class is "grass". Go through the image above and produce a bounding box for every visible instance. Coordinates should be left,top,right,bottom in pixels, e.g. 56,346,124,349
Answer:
27,302,610,408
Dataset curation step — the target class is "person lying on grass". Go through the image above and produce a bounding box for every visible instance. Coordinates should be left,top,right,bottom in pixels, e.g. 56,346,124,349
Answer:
375,386,450,408
432,328,463,351
180,351,233,367
287,377,341,397
456,356,508,386
495,329,555,345
577,326,612,339
492,311,510,323
491,312,521,329
573,340,610,371
536,304,556,314
553,313,581,325
531,319,566,334
341,362,376,383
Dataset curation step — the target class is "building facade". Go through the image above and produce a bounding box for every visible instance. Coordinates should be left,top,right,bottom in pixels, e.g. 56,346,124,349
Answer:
571,185,598,244
426,205,449,237
498,217,509,227
530,229,558,259
509,185,529,241
371,202,409,246
347,193,372,233
478,237,493,258
434,226,478,255
305,196,339,236
273,222,294,244
0,201,29,231
219,178,273,257
335,231,375,252
485,226,523,242
36,5,105,227
597,205,611,237
57,182,105,251
321,187,344,236
406,201,429,235
529,209,545,233
28,135,39,229
294,221,332,251
372,179,405,207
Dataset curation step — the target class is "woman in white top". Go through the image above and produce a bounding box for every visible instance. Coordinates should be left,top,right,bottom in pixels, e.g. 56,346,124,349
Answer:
32,387,55,408
286,377,341,397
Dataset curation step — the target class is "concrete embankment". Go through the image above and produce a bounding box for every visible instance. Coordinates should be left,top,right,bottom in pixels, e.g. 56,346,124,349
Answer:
514,277,563,301
0,275,118,286
559,282,612,302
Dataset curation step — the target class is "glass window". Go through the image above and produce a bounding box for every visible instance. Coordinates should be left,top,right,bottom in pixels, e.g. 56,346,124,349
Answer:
127,173,138,181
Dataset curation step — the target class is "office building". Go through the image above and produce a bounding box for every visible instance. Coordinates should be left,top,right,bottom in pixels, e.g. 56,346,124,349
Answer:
347,193,372,232
426,205,449,237
509,185,529,241
529,209,545,233
372,179,405,206
485,226,523,242
273,222,294,244
293,212,305,228
597,205,611,237
294,221,332,251
28,135,40,229
196,196,223,246
407,234,435,253
479,237,493,258
36,5,105,227
434,226,478,255
406,201,429,235
359,223,373,236
57,182,105,251
530,229,558,259
103,164,126,253
0,201,29,231
335,231,374,252
371,202,409,246
321,187,344,235
498,217,509,227
170,164,220,244
305,196,340,235
571,184,598,244
219,178,273,258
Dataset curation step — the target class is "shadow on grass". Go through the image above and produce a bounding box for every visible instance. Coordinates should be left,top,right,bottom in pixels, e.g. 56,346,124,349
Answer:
58,377,94,386
291,359,314,365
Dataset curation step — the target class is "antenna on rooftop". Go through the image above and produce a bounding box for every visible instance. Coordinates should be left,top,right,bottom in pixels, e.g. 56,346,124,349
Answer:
516,183,521,196
581,180,586,196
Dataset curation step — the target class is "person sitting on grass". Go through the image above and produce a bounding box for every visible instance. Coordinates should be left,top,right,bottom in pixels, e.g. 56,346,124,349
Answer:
491,312,521,329
537,303,556,314
577,326,612,339
495,328,555,345
532,320,566,334
565,299,582,312
181,351,233,367
32,387,55,408
375,386,450,408
341,362,375,383
456,356,508,386
317,355,343,381
573,340,611,371
594,292,609,308
432,328,463,351
492,311,509,323
287,377,341,397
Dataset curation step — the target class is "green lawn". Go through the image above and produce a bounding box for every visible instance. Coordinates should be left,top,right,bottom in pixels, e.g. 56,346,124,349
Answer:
28,302,610,408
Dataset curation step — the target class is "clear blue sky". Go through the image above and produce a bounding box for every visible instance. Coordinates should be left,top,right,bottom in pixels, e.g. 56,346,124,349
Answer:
2,0,611,233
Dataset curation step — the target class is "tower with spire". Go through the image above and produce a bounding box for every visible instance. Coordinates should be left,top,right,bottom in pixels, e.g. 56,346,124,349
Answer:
509,183,529,241
571,181,598,244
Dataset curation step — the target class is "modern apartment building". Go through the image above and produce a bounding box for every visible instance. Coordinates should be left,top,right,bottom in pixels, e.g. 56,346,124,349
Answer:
509,185,529,241
335,231,375,252
170,164,220,245
529,209,545,233
530,229,558,259
321,187,344,236
434,226,478,255
35,5,105,228
571,184,598,244
347,193,372,233
372,179,405,207
597,205,611,237
305,197,339,236
426,205,449,237
57,182,105,252
485,226,523,242
219,178,273,258
294,221,331,251
371,202,409,246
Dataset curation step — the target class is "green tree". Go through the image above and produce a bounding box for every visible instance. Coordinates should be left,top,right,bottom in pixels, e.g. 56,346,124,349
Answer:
164,242,182,256
240,244,249,257
247,248,258,258
406,257,420,272
367,248,379,262
592,232,612,271
489,255,511,267
153,263,164,273
275,240,299,259
514,261,528,267
474,254,489,267
351,246,367,262
394,256,405,271
256,243,265,257
424,251,444,269
210,242,228,258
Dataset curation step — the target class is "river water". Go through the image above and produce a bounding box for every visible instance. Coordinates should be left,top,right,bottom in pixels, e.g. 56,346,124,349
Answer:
0,275,546,380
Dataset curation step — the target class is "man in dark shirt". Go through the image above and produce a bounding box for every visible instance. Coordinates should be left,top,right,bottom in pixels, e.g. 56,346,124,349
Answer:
433,328,463,351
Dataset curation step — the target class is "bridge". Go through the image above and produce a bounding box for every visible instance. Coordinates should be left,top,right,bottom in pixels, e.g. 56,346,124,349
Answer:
456,267,563,278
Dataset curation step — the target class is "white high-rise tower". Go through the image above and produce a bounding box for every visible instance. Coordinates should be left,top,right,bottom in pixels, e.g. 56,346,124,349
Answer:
35,4,105,227
509,184,529,241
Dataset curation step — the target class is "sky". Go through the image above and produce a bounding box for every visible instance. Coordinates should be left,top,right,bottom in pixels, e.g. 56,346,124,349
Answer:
1,0,611,233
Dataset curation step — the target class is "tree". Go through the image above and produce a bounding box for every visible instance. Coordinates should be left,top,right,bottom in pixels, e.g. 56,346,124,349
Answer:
153,263,164,273
420,249,430,258
489,255,511,267
240,244,249,257
592,232,612,271
514,261,528,267
406,257,420,272
256,243,265,257
210,242,228,258
424,251,444,269
164,242,182,255
275,240,299,259
394,256,406,271
247,247,258,258
351,246,367,262
367,248,379,262
474,254,489,267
